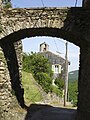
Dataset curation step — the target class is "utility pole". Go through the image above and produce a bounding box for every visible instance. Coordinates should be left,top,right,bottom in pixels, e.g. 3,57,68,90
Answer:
64,42,68,106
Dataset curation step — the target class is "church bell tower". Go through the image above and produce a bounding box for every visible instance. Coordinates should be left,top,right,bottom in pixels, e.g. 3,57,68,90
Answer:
39,42,49,52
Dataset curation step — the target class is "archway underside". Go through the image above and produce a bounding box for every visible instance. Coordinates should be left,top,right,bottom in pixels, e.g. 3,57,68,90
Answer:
0,28,86,47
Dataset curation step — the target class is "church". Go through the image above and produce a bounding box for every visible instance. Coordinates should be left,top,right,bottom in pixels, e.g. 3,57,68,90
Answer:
39,42,69,82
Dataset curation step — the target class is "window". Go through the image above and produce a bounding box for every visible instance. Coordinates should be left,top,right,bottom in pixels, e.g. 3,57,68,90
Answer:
55,65,59,73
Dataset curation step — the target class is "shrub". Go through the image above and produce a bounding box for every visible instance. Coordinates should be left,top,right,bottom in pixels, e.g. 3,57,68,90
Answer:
68,80,78,107
55,77,64,90
51,86,63,97
35,72,52,93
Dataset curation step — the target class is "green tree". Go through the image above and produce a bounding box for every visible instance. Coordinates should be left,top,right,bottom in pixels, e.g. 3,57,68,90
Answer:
68,80,78,107
22,52,53,93
54,77,64,97
2,0,12,8
55,77,64,90
30,53,52,75
35,72,52,93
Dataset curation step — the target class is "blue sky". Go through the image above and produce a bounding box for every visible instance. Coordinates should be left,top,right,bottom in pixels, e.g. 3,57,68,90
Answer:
11,0,81,72
12,0,82,8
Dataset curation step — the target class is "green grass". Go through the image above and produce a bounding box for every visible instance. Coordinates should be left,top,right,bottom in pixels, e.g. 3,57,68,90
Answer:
22,71,43,104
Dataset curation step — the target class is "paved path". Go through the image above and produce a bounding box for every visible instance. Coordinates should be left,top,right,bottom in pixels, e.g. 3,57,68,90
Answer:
25,104,77,120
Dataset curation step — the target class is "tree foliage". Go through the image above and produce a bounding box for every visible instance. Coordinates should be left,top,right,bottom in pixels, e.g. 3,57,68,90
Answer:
22,52,53,93
2,0,12,8
35,72,52,93
55,77,64,90
68,80,78,107
54,77,64,97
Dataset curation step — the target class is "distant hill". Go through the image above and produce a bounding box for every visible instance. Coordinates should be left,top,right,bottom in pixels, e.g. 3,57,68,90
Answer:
68,70,78,81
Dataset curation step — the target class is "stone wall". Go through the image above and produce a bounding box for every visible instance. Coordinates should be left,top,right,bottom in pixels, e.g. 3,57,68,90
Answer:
0,40,25,120
0,8,67,40
77,43,90,120
0,46,12,119
14,40,23,82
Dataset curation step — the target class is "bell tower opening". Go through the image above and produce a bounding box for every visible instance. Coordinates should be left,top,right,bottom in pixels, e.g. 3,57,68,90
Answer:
39,42,49,52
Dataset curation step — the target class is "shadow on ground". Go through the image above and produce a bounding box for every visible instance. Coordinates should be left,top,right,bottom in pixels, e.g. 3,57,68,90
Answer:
24,104,77,120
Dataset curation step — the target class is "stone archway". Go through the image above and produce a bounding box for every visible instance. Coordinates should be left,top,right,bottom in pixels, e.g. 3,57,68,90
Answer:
0,8,89,45
0,7,90,120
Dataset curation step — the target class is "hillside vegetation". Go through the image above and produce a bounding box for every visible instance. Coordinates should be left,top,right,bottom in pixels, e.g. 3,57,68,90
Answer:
22,71,43,104
22,52,64,97
68,70,78,106
23,52,53,93
68,70,78,81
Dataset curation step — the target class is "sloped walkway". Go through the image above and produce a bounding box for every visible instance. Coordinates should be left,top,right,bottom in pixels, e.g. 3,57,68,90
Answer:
24,104,77,120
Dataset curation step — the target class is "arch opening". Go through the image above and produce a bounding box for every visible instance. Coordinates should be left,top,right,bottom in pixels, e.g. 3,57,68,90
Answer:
1,28,79,106
0,28,81,47
0,28,80,109
22,36,80,108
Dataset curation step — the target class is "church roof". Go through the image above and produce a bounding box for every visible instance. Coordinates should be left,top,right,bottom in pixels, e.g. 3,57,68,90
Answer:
40,42,49,46
39,51,66,65
39,42,70,65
